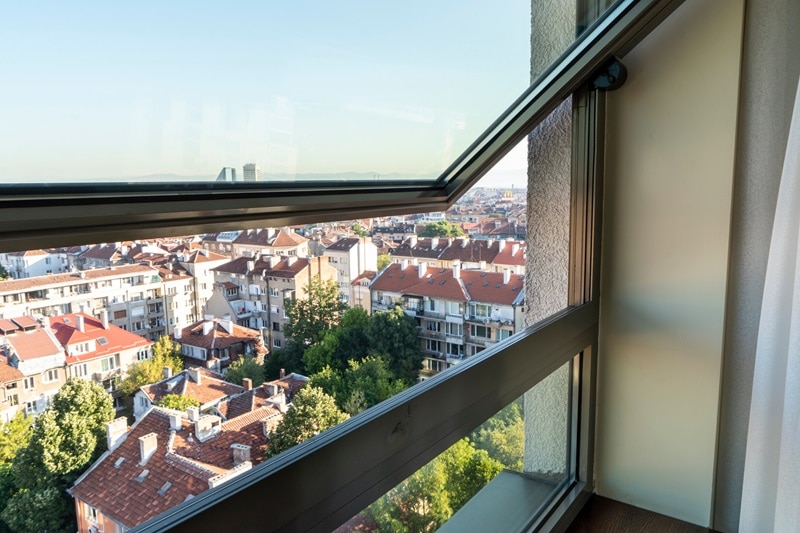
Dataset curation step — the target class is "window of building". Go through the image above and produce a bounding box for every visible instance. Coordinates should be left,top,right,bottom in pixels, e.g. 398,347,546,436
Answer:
425,339,441,353
43,369,59,383
23,377,34,391
7,394,18,406
25,401,37,416
74,364,88,378
137,349,150,361
470,325,491,339
446,301,464,316
269,287,280,297
425,321,441,332
101,357,117,372
446,342,464,358
445,322,463,337
472,303,491,319
273,339,282,349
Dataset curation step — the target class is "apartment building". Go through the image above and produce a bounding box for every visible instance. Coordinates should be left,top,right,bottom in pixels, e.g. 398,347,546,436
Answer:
176,249,229,320
370,260,525,376
0,249,70,279
391,237,526,274
201,228,310,260
207,255,337,350
322,237,377,305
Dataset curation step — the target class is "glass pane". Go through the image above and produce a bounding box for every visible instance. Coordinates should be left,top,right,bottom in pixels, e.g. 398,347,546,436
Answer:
1,1,613,187
337,360,573,532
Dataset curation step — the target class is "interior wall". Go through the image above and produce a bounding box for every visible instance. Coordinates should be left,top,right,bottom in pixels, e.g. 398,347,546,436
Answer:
714,0,800,530
596,0,744,526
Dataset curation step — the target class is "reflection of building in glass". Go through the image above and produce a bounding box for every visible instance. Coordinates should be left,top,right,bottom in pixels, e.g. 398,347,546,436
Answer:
216,167,237,182
243,163,261,182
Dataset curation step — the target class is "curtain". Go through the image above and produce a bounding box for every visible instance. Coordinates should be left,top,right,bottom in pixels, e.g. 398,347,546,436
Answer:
739,73,800,532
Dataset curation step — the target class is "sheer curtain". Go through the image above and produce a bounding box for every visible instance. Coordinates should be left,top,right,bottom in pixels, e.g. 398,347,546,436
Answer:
739,73,800,532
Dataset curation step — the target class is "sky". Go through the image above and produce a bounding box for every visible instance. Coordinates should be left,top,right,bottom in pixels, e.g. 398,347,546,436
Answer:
0,1,531,187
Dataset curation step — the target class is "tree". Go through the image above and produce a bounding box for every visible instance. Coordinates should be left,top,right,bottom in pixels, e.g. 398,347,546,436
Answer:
418,220,464,238
266,386,349,457
470,401,524,471
366,307,422,384
284,277,347,347
365,438,502,531
0,414,32,466
340,357,406,414
0,266,8,281
2,379,114,532
264,342,305,380
377,254,392,272
351,224,369,237
121,335,183,395
158,394,200,411
226,355,266,386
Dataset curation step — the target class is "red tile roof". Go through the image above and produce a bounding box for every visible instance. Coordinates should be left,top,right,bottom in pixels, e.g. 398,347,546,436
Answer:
460,271,525,306
325,237,361,252
271,229,308,247
49,313,152,364
141,369,243,407
174,319,265,355
0,264,159,294
0,355,24,384
2,318,63,361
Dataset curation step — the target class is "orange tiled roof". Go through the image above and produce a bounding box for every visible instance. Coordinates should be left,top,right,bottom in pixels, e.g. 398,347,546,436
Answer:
141,369,243,407
49,313,152,364
0,264,158,294
2,317,64,360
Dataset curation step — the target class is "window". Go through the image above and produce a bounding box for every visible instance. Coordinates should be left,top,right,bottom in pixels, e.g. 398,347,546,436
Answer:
446,322,463,337
426,299,438,312
74,364,88,378
472,303,491,319
446,301,464,316
273,339,282,349
470,325,491,339
137,349,151,361
446,342,464,358
497,329,512,341
0,0,667,528
272,322,280,332
25,401,36,416
43,369,59,383
425,321,441,332
7,394,18,406
101,357,117,372
425,339,441,353
269,287,280,297
23,377,34,390
86,503,98,524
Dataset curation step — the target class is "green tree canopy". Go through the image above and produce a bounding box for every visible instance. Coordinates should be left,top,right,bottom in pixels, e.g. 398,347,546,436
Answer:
302,307,371,375
2,379,115,532
366,307,422,384
377,254,392,272
121,335,183,395
0,266,8,282
266,386,349,457
0,414,32,466
284,276,347,347
157,394,200,411
365,438,503,531
470,401,524,471
351,224,369,237
226,355,266,387
418,220,465,238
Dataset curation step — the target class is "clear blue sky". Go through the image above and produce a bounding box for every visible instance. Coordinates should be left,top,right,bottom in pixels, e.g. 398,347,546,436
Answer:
0,1,530,185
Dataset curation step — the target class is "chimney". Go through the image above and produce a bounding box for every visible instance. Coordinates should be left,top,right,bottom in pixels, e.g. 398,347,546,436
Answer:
511,243,520,256
453,260,461,280
139,433,157,465
247,260,255,274
498,239,507,252
242,378,253,391
286,257,297,267
202,320,214,336
76,314,85,333
106,417,128,452
480,260,487,271
188,368,201,385
100,309,109,329
400,259,408,270
220,318,233,334
231,444,251,466
174,326,182,340
430,238,439,249
187,406,200,422
163,366,173,379
487,239,494,249
169,412,182,431
503,268,511,285
268,256,280,268
408,236,417,248
418,262,427,279
279,368,286,379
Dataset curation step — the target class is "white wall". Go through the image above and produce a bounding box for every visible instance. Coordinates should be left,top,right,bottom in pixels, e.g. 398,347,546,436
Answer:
597,0,744,526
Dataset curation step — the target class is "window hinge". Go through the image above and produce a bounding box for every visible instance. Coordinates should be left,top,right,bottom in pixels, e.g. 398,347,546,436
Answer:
592,57,627,91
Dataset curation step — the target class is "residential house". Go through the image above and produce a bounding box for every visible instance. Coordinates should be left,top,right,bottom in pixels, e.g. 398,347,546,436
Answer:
49,312,153,411
391,237,526,274
172,316,267,372
176,249,229,320
134,367,243,419
232,228,310,259
0,315,66,417
0,249,69,279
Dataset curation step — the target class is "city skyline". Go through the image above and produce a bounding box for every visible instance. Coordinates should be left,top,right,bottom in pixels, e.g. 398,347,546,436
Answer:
1,1,530,187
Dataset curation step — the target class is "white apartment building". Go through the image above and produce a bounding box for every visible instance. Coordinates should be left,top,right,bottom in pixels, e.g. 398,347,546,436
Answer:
322,237,377,306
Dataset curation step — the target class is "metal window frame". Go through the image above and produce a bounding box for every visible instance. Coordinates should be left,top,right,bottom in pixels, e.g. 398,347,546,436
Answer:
0,0,681,255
